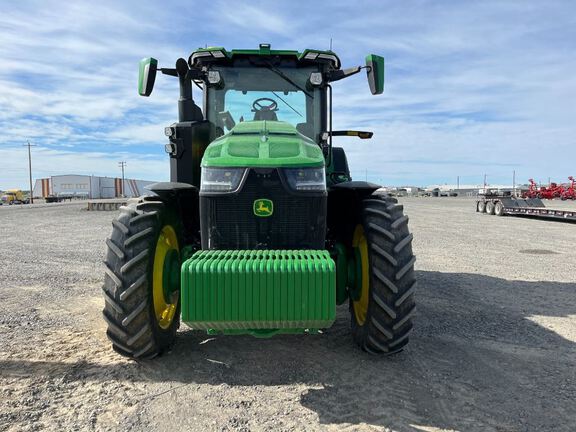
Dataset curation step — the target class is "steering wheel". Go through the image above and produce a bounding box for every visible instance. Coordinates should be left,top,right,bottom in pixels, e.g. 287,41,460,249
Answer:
252,97,278,112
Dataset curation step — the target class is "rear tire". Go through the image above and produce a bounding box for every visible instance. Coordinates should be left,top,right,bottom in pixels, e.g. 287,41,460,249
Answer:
486,201,495,215
478,200,486,213
350,195,416,354
494,202,504,216
102,198,183,359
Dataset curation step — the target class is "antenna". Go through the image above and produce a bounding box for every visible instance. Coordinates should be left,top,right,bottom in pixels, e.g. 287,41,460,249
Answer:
329,38,333,51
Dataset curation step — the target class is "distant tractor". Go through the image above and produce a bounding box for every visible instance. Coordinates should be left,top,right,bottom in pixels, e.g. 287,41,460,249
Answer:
102,45,416,359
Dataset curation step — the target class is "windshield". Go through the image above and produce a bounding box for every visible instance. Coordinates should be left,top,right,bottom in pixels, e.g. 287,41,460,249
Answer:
205,66,323,141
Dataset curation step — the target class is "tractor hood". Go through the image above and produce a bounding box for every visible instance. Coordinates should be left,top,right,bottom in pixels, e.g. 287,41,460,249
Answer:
201,121,324,168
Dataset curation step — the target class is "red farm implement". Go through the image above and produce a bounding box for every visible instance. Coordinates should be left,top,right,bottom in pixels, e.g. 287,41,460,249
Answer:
561,176,575,200
522,179,539,199
522,178,572,200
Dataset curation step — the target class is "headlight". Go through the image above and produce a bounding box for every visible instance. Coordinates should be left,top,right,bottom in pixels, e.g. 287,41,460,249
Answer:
200,167,246,193
284,167,326,191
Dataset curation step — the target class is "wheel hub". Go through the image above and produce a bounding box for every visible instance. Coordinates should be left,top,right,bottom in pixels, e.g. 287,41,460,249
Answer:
351,225,370,326
153,225,180,330
162,249,180,303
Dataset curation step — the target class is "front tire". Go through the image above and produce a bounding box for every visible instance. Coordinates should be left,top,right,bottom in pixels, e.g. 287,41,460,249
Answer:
349,195,416,354
102,198,183,359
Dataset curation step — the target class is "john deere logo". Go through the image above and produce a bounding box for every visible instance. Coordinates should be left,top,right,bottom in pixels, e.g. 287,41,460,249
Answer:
253,198,273,217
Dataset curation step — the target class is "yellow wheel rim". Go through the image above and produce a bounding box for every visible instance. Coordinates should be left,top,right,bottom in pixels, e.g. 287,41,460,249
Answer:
152,225,180,330
352,224,370,326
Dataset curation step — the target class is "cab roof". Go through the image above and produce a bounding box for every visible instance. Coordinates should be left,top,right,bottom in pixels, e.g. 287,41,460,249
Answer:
189,44,341,69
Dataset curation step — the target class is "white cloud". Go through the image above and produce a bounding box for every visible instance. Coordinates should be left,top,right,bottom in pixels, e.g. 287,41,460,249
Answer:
208,2,294,38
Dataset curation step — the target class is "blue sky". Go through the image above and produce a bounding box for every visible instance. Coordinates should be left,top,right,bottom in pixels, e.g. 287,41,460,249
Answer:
1,0,575,188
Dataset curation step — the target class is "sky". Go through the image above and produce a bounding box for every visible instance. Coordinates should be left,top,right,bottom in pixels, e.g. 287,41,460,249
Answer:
0,0,575,188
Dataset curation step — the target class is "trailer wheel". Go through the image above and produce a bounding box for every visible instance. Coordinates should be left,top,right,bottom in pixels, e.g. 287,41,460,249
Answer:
102,198,183,359
478,200,486,213
349,195,416,354
486,201,495,215
494,202,504,216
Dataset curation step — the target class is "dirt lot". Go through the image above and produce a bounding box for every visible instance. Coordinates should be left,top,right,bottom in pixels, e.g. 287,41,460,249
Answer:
1,197,575,431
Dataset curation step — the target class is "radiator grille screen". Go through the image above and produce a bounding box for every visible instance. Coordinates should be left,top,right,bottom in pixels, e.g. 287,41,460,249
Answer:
200,169,326,249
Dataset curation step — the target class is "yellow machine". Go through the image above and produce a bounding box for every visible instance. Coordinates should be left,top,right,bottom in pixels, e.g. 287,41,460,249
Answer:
1,189,27,205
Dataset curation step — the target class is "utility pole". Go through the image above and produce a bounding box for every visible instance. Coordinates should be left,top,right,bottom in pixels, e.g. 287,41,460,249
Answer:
483,174,487,190
23,141,36,204
513,170,516,197
457,176,460,191
118,161,126,197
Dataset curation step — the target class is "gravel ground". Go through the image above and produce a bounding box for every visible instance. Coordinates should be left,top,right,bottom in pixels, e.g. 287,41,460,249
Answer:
1,197,575,431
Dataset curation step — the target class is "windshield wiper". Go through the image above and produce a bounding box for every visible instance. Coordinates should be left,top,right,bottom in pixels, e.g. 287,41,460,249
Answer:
263,61,313,99
271,91,303,117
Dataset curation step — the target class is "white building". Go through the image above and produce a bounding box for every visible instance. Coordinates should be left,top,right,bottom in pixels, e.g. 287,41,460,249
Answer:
375,186,422,196
33,174,157,199
425,184,528,197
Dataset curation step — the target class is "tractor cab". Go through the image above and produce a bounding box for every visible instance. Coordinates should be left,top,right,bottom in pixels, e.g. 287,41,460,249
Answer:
192,46,334,143
139,45,383,187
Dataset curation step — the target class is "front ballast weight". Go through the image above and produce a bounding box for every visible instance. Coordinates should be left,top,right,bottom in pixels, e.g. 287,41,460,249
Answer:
181,250,336,336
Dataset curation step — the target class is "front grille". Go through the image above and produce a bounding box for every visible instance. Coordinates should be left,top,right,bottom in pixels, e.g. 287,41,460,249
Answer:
200,169,326,249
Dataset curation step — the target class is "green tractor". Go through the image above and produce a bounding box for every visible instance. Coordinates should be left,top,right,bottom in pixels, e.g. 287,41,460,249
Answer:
102,44,416,358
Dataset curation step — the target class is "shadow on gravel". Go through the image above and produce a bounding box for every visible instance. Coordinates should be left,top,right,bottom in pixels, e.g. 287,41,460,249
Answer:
2,271,576,431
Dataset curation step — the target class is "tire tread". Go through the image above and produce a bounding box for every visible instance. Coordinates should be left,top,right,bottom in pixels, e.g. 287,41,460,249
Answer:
102,199,181,359
351,194,416,355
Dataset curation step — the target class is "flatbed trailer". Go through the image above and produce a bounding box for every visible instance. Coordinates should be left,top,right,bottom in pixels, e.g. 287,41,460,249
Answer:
476,194,576,222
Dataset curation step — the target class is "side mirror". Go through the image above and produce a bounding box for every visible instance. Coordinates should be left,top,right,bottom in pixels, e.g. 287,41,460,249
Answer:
365,54,384,95
138,57,158,96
